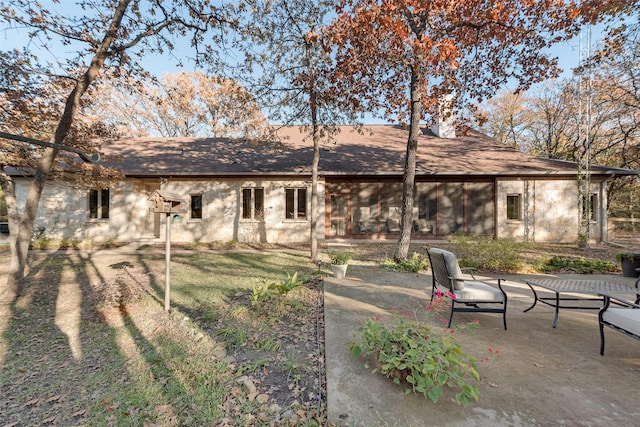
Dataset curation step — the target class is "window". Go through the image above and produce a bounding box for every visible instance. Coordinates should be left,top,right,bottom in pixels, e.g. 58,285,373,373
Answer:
0,188,7,223
190,194,203,220
583,193,598,221
285,188,307,220
506,194,521,220
242,188,264,220
89,189,109,219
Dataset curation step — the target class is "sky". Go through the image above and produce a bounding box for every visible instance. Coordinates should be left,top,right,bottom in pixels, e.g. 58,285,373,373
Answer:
0,2,616,123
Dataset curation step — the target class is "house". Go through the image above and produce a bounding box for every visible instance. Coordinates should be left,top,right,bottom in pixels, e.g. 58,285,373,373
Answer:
2,125,636,245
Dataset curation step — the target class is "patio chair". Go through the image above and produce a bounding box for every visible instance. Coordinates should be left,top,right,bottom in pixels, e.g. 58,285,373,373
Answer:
426,247,508,330
598,293,640,355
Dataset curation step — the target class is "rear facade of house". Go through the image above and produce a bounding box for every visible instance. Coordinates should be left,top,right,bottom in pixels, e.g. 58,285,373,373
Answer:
1,125,633,245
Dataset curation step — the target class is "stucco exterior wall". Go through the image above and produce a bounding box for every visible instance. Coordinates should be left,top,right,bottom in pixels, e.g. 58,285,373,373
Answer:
1,175,608,245
496,178,606,243
4,177,324,245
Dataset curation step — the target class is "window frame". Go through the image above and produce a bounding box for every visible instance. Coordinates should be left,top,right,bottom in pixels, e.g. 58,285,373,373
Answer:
285,187,308,220
241,187,264,221
89,188,110,220
190,194,203,220
585,193,598,222
506,194,522,221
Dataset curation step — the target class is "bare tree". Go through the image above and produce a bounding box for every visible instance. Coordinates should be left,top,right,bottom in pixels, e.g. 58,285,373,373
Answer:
94,71,267,138
235,0,360,262
0,0,235,301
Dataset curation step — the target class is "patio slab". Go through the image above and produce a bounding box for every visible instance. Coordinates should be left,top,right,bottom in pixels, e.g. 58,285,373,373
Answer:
324,269,640,426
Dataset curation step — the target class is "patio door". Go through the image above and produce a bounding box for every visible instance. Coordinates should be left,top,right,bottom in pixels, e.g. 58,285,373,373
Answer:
328,193,350,237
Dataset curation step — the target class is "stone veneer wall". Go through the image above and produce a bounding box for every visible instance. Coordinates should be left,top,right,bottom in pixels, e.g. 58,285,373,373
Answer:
496,177,606,243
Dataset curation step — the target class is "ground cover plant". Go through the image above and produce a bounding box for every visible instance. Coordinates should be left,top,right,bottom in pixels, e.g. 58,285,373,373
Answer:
349,292,482,407
0,248,325,426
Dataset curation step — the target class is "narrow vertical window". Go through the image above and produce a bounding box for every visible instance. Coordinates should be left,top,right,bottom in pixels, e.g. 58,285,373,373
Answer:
254,188,264,220
285,188,307,220
89,189,110,219
286,189,295,219
100,189,110,219
191,194,203,219
506,194,521,220
242,189,252,219
586,193,597,221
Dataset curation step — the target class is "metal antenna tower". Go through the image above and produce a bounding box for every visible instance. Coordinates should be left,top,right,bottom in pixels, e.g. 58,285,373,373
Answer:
578,24,593,247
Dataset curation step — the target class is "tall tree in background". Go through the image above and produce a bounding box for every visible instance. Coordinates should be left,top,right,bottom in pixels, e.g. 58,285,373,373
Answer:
325,0,619,261
0,0,234,301
479,90,529,150
95,71,267,138
480,15,640,218
236,0,359,262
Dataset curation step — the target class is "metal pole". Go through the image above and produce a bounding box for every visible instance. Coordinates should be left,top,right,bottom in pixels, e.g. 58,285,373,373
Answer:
165,212,171,311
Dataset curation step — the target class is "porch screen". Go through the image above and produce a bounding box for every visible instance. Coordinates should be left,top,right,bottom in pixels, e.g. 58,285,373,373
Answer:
351,183,378,233
467,182,494,234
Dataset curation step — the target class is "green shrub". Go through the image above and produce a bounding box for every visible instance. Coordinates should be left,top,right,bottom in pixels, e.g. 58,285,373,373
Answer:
381,252,429,272
540,256,617,274
328,250,353,265
448,234,525,271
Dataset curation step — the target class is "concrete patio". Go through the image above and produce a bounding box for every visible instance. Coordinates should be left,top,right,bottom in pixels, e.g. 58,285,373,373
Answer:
324,269,640,426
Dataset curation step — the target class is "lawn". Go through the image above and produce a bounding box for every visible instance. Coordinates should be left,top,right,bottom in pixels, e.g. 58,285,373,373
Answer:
0,247,324,426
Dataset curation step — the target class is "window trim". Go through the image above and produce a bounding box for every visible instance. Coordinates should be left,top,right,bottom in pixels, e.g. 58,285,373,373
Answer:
285,187,308,221
506,194,522,221
190,194,203,221
241,187,264,221
89,188,110,220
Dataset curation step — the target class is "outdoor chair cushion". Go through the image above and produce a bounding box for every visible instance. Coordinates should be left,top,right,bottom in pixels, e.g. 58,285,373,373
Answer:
601,308,640,337
429,247,465,290
454,281,506,303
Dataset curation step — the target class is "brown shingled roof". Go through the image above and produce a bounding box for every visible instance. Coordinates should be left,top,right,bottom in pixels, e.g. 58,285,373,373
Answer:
100,125,636,178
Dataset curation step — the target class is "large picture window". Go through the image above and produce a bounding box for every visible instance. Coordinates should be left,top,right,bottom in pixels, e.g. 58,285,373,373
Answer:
285,188,307,220
190,194,203,220
242,188,264,220
89,189,110,219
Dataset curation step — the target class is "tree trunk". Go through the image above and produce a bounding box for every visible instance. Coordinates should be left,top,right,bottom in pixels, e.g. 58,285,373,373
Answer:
1,0,131,302
310,119,320,263
394,65,422,261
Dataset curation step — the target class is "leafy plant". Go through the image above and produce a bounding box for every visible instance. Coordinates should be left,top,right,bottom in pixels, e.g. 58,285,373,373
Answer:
381,252,428,272
328,250,353,265
349,301,480,406
541,256,617,273
448,234,525,271
250,272,303,304
616,252,639,262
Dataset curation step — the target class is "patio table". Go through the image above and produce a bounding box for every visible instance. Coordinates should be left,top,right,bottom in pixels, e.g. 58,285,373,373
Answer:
524,279,639,328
